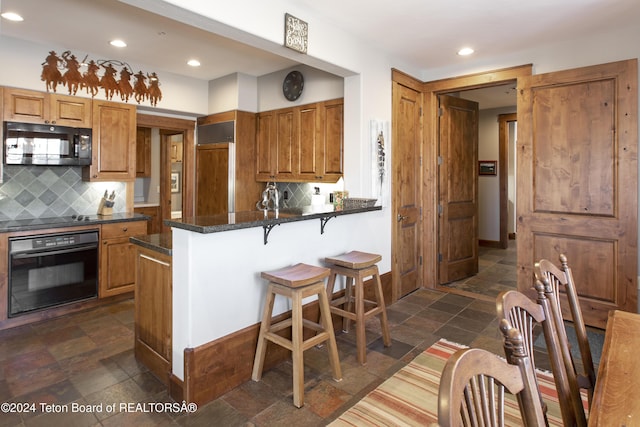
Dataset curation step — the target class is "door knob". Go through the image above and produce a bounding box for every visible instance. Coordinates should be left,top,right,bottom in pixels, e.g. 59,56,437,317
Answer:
397,214,407,222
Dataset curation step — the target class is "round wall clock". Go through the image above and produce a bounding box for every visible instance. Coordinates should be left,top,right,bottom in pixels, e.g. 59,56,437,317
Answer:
283,71,304,101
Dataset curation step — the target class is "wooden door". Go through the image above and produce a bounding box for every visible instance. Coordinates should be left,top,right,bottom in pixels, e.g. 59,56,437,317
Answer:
438,95,479,284
517,59,638,328
392,83,422,299
196,143,229,216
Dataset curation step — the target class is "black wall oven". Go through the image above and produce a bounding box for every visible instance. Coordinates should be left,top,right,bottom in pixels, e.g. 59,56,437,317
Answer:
8,230,99,317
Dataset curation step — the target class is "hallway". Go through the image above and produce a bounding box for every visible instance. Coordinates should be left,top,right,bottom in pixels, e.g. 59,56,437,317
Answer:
440,240,517,300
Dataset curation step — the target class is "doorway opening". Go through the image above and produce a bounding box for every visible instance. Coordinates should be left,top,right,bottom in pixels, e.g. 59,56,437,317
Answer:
135,114,195,234
424,66,531,300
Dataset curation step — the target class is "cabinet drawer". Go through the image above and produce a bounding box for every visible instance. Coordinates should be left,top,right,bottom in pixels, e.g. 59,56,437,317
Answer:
101,221,147,239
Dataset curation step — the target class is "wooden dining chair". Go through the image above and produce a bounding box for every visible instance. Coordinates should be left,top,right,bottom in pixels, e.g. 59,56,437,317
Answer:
496,289,549,420
534,278,588,427
497,286,587,426
496,289,546,369
438,319,547,427
535,254,596,405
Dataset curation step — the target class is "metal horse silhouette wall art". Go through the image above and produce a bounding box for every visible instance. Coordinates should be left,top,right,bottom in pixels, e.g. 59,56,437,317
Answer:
40,50,162,106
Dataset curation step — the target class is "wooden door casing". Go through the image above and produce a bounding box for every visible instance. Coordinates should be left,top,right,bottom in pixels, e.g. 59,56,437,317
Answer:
517,59,638,328
438,95,479,284
392,82,422,299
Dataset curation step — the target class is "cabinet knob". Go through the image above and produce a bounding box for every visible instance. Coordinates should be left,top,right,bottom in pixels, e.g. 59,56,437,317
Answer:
123,227,128,232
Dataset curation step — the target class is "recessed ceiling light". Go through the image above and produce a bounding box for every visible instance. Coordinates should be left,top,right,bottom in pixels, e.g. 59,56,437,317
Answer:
1,12,24,21
187,59,201,67
110,39,127,48
457,47,474,56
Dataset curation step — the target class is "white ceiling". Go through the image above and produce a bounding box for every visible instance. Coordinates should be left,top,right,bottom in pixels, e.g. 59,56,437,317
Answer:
1,0,638,109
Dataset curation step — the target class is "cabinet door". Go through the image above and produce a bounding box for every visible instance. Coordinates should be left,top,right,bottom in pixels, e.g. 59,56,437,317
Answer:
135,247,172,383
256,112,275,181
320,99,344,182
100,238,137,297
3,88,48,124
50,94,92,127
99,221,147,297
136,127,151,177
133,206,160,234
297,105,321,181
274,109,297,180
85,100,136,181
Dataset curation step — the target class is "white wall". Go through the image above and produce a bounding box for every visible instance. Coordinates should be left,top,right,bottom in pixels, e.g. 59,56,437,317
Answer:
257,64,343,111
478,107,516,242
0,35,210,116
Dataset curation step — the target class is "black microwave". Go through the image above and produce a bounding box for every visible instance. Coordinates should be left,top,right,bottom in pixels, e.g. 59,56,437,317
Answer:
3,121,92,166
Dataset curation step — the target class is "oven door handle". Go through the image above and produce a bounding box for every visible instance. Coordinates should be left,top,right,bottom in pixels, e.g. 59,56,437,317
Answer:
10,243,98,259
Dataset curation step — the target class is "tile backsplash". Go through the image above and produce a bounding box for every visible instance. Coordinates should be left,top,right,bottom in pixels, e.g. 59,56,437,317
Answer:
274,181,343,208
0,165,126,221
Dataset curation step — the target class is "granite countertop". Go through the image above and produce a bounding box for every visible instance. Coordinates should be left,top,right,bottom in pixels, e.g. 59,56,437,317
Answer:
130,233,172,256
0,213,150,233
164,204,382,234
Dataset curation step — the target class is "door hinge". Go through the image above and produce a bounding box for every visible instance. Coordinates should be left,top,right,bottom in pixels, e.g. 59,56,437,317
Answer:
419,255,423,266
437,204,443,215
438,107,444,117
419,107,423,116
437,155,443,165
438,253,443,262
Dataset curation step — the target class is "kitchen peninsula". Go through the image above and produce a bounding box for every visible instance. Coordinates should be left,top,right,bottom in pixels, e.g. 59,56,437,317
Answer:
136,204,385,405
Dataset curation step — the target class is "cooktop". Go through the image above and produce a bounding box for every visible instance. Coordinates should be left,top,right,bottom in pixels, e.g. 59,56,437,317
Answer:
0,213,147,233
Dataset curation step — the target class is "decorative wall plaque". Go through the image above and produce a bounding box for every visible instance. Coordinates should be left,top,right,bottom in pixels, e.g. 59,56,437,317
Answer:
284,13,308,54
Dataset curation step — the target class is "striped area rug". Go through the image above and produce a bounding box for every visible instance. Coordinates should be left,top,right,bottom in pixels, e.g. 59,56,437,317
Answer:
330,339,582,426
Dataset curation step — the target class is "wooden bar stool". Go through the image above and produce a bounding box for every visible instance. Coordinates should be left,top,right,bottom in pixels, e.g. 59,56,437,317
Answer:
325,251,391,365
251,263,342,408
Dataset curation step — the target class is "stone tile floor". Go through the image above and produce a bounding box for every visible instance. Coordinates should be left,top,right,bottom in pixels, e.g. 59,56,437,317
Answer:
0,243,596,426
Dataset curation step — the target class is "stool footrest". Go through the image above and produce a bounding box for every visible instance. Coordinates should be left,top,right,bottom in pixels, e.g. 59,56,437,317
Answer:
330,306,385,320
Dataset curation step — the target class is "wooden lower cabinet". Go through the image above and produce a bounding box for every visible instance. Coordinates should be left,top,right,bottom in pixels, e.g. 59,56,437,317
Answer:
134,206,160,234
99,220,147,297
134,246,172,384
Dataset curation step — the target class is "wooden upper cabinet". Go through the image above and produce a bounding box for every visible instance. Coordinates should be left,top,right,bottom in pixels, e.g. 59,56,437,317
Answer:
3,87,92,127
256,111,275,180
297,104,321,181
136,126,151,177
84,100,136,181
255,98,343,183
319,98,344,182
274,108,296,180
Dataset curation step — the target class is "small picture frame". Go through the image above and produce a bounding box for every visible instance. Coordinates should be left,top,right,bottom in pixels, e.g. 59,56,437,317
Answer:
479,160,497,176
171,172,180,193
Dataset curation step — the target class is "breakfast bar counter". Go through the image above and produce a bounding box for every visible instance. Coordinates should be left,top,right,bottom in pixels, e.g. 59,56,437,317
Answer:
164,204,388,405
164,204,381,243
